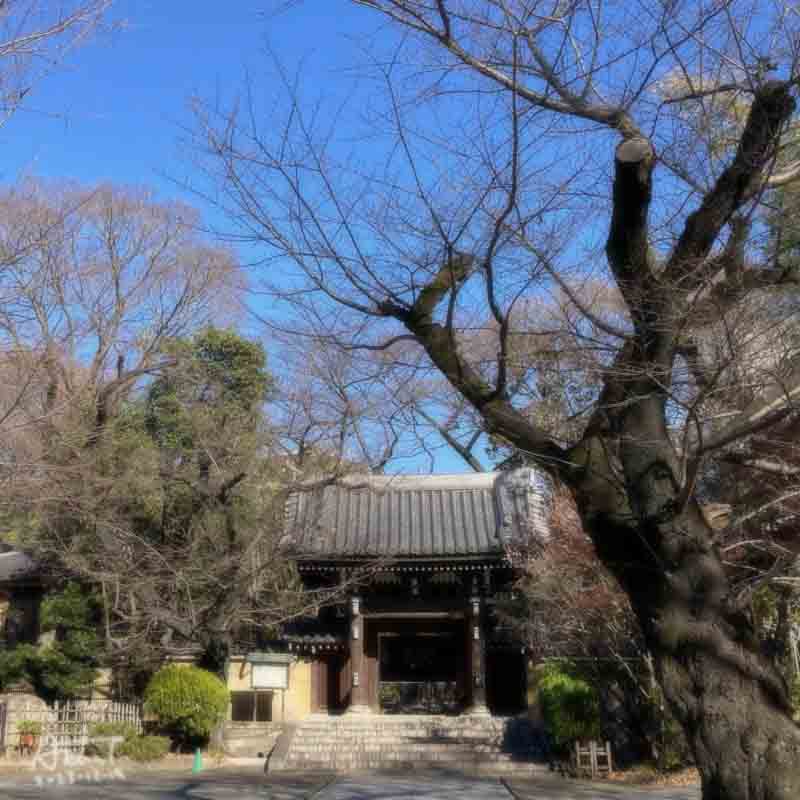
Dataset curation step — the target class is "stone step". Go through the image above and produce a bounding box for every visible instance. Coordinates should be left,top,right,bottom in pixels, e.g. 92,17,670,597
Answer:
292,741,505,747
292,727,509,734
223,723,283,759
288,749,507,759
282,759,546,775
225,731,276,741
271,714,549,774
296,731,507,736
294,741,508,753
292,720,508,727
288,744,523,753
284,755,538,768
293,729,506,736
293,741,507,748
293,745,506,751
290,741,509,749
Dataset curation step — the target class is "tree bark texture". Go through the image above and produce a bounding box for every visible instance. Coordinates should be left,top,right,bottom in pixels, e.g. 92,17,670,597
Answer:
569,82,800,800
570,435,800,799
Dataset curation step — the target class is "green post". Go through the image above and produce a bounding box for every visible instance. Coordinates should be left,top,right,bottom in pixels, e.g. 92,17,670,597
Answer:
192,747,203,773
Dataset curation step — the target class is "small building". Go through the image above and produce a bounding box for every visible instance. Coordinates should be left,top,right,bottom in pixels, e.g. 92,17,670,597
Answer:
230,468,549,722
0,548,41,648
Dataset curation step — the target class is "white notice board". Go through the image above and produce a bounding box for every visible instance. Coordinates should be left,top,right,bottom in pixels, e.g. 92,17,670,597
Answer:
252,663,289,689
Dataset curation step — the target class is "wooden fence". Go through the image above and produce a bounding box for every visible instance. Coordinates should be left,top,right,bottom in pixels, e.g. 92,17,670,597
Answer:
1,698,141,755
574,739,613,777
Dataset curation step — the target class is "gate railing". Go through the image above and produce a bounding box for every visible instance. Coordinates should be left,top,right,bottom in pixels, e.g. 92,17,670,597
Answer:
378,681,461,713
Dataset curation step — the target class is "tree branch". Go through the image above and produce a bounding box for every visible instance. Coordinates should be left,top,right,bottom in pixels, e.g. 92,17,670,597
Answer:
693,356,800,457
415,407,485,473
720,453,800,478
379,257,567,472
354,0,643,139
666,81,796,284
605,137,658,336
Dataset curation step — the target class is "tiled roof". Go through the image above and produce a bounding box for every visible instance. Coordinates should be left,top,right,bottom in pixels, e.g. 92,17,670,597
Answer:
0,550,37,583
284,469,549,559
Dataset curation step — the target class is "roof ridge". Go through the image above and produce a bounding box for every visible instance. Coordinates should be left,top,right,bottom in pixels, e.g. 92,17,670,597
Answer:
338,472,498,492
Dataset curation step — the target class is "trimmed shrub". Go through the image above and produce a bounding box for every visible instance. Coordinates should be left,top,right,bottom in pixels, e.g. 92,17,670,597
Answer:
144,665,229,747
117,735,170,762
537,661,600,750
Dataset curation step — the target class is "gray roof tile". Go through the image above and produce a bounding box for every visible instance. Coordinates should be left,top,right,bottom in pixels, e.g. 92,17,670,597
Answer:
285,469,550,559
0,550,37,583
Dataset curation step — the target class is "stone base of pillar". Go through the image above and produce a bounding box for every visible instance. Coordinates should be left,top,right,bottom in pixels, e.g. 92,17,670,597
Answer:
465,703,491,716
345,703,373,715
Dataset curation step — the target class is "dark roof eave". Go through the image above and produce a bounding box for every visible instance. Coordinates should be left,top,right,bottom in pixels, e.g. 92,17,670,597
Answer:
0,578,43,589
294,553,508,567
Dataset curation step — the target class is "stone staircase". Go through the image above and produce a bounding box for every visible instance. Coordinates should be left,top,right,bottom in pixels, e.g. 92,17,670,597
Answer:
223,722,283,757
269,714,549,774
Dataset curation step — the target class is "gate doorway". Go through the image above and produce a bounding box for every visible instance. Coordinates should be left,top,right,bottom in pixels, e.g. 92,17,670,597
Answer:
377,629,462,713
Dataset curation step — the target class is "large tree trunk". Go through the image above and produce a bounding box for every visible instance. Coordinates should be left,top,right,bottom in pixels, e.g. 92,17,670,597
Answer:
198,634,231,751
657,641,800,800
197,634,231,681
573,438,800,799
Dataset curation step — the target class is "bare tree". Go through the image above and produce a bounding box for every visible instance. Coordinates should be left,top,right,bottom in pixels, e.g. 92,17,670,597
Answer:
0,0,116,467
0,183,391,679
275,335,494,472
0,180,239,475
190,1,800,794
0,1,114,125
272,336,409,472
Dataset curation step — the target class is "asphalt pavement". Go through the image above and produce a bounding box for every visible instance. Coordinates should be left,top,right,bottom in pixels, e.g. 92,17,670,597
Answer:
0,769,702,800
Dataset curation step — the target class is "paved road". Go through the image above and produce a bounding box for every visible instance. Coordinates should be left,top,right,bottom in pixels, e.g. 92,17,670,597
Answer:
0,770,702,800
0,769,321,799
317,775,511,799
507,775,701,800
318,775,701,800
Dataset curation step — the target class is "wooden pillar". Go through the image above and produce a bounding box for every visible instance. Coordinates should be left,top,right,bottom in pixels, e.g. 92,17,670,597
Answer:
311,657,329,714
348,595,370,713
467,595,489,714
310,657,320,713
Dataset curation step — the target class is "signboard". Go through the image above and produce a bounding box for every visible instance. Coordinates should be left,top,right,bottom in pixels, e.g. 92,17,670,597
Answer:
251,663,289,690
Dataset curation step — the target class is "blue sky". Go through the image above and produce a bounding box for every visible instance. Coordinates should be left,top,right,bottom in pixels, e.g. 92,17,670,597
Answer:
2,1,478,474
2,2,374,190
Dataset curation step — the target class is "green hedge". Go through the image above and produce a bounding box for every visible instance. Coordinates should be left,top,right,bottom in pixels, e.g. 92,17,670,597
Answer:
88,721,139,740
85,722,139,758
144,664,229,746
85,724,168,762
117,735,170,762
537,662,601,749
